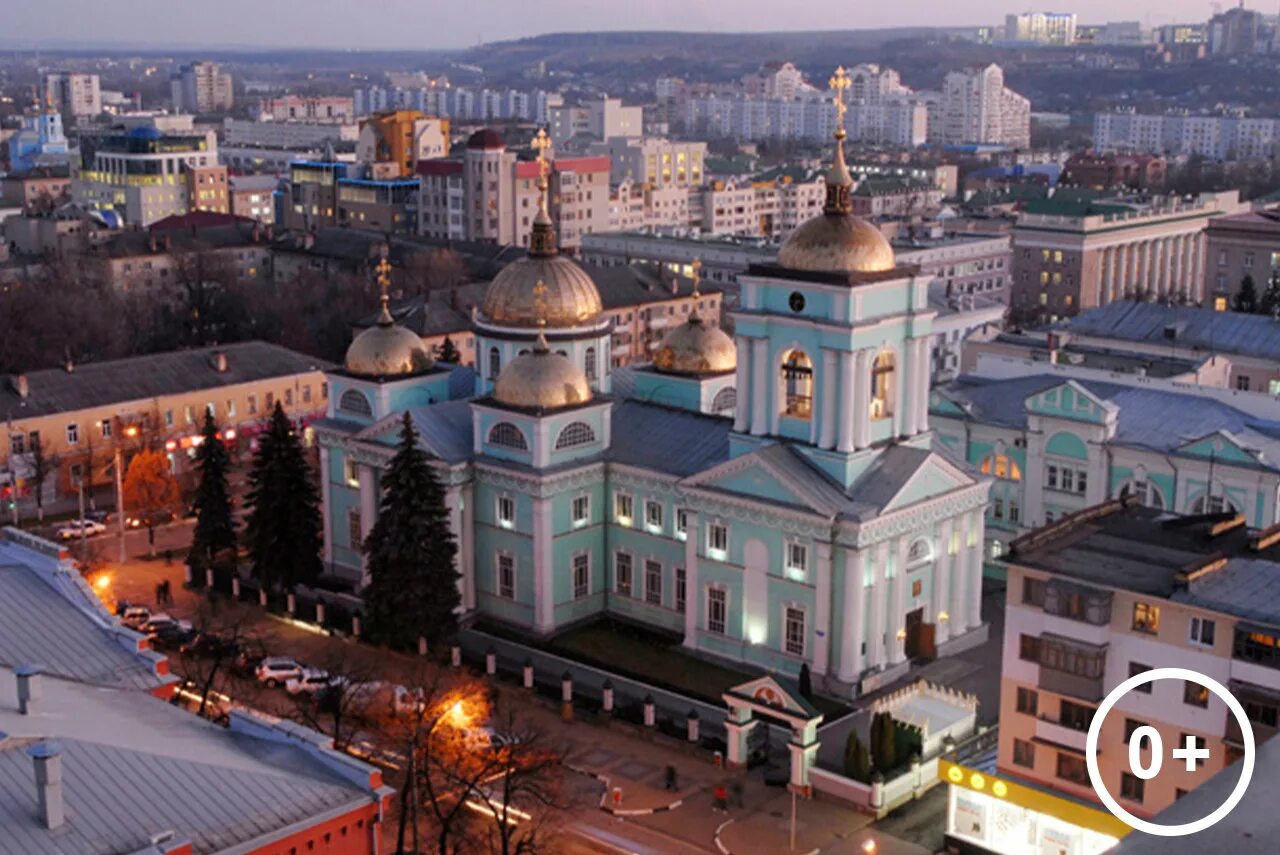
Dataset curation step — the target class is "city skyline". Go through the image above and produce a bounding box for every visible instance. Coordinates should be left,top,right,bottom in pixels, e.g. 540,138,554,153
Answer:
1,0,1263,51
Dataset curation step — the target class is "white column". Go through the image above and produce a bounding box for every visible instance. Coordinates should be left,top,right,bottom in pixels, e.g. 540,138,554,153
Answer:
949,516,968,639
682,511,700,648
901,341,918,439
838,549,865,683
1170,236,1183,299
1118,244,1131,297
733,339,750,432
837,350,855,453
888,538,907,665
319,447,333,567
533,496,554,633
750,338,769,437
1146,240,1158,294
867,540,889,669
854,349,872,450
818,350,837,449
1190,235,1204,302
1101,247,1113,304
933,519,953,644
358,462,377,588
914,337,931,435
966,511,984,630
812,542,833,675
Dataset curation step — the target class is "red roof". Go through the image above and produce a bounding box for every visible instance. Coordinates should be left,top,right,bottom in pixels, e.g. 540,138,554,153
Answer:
417,159,464,177
514,156,611,179
466,128,505,150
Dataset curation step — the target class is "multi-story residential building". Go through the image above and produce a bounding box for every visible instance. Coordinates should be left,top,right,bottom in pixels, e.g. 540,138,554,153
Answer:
596,137,706,189
2,341,330,508
72,116,225,227
1208,4,1263,55
549,96,643,144
170,61,233,113
844,64,930,148
222,117,359,149
229,173,280,223
281,159,347,232
1094,110,1280,160
698,171,827,240
934,64,1031,149
355,110,449,177
258,95,354,123
741,61,808,100
1009,191,1246,320
1203,207,1280,304
1004,11,1078,44
607,178,691,232
966,502,1280,852
354,84,562,125
41,71,101,119
0,165,71,209
336,176,418,234
1060,152,1166,191
850,178,944,218
221,143,355,176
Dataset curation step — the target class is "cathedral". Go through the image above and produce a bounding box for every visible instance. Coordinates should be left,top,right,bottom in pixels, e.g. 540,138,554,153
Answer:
315,118,991,697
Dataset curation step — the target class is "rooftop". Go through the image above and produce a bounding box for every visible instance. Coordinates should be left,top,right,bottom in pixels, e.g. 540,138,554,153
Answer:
984,330,1209,377
1,341,332,420
1065,300,1280,363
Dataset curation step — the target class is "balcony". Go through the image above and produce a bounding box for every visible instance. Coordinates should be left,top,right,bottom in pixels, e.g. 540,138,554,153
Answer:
1225,679,1280,748
1038,667,1105,703
1036,633,1108,703
1034,717,1088,753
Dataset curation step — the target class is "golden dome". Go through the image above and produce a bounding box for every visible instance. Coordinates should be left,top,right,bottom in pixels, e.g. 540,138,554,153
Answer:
344,303,433,377
492,336,592,410
776,214,896,274
654,316,737,375
480,255,603,327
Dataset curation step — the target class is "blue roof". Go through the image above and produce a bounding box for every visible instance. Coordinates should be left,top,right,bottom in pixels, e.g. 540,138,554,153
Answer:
939,374,1280,469
608,400,732,477
1065,301,1280,363
127,126,163,140
408,400,474,464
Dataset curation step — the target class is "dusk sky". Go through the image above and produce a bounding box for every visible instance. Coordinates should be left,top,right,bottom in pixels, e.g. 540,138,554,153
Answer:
1,0,1258,51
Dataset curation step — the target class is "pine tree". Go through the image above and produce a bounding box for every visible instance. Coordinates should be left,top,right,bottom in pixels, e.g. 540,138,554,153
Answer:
843,731,873,783
1233,274,1259,314
797,663,813,700
362,413,460,650
244,403,323,592
870,711,897,774
438,336,462,365
190,411,236,571
1262,271,1280,317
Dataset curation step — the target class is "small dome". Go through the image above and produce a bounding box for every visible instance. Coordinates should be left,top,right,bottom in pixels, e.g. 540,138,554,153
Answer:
128,126,163,140
776,214,896,274
654,316,737,375
467,128,505,150
344,306,433,377
480,256,603,328
493,343,591,410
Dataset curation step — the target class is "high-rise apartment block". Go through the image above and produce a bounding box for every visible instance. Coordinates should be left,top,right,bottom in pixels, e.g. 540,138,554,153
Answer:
170,61,234,113
596,137,706,189
1094,110,1280,160
934,64,1031,149
41,71,101,119
1004,11,1078,45
355,110,449,177
549,96,643,143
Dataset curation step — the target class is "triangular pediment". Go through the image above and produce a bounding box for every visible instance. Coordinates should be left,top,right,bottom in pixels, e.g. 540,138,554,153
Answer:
682,445,846,516
929,389,969,418
724,675,822,722
1177,430,1259,466
880,452,975,513
1025,380,1115,425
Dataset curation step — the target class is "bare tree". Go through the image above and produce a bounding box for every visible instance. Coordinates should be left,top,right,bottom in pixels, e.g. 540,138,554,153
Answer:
171,597,262,721
25,434,58,522
465,711,569,855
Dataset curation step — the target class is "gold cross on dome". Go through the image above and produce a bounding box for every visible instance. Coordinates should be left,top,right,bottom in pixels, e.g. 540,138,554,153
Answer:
829,65,850,129
375,253,393,297
531,128,552,183
690,258,702,300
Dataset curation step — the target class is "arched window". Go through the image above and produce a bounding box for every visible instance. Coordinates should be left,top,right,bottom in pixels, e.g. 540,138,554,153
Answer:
555,421,596,449
488,346,501,379
907,537,934,567
585,347,597,381
980,454,1022,481
711,386,737,414
1191,494,1236,515
871,350,895,420
1118,480,1165,510
338,388,372,417
781,350,813,419
488,422,528,450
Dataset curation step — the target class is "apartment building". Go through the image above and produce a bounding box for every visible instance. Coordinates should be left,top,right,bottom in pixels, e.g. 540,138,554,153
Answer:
596,137,706,189
355,83,562,125
698,170,826,239
549,96,642,143
1094,111,1280,160
934,64,1031,149
608,178,691,232
844,64,930,148
258,95,354,123
229,174,280,223
1009,190,1245,320
850,178,944,218
1004,11,1078,44
41,71,101,119
170,61,233,113
355,110,449,177
1203,207,1280,303
222,117,358,148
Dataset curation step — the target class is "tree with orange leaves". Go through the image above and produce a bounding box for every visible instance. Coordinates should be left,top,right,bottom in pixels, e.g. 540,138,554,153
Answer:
122,448,181,558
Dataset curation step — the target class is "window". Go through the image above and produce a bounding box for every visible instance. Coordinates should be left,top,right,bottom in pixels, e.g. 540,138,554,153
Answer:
1120,480,1165,509
645,501,664,532
573,553,590,599
284,389,293,407
100,420,112,439
1180,733,1207,768
1019,634,1041,662
497,495,515,527
339,389,372,416
185,405,195,425
707,588,727,634
348,510,362,548
1183,681,1209,708
786,542,807,576
497,553,515,599
584,347,597,381
572,494,590,527
784,607,805,656
66,423,78,445
1059,700,1096,732
1132,602,1160,635
675,567,686,613
1013,739,1035,768
615,493,634,525
1076,471,1087,494
870,350,895,420
1056,753,1089,785
1191,494,1235,514
645,560,662,605
707,522,728,556
615,552,633,596
1130,662,1153,693
1009,500,1021,523
993,498,1004,520
1016,687,1038,716
555,421,596,449
1246,698,1279,727
1189,616,1216,648
247,394,258,415
488,347,501,379
488,422,528,450
711,387,737,414
344,459,361,487
781,350,813,418
981,453,1022,481
266,392,275,410
1047,465,1058,489
1061,469,1074,492
1120,773,1144,804
675,509,689,541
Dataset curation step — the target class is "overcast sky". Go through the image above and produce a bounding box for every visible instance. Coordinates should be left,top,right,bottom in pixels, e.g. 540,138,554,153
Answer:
2,0,1253,51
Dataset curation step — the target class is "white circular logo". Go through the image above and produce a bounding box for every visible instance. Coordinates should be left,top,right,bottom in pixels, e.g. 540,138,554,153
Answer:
1085,667,1255,837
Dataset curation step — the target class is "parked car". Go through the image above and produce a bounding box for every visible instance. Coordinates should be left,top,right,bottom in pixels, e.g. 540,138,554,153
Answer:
85,509,111,523
149,623,197,651
57,519,107,540
462,725,519,752
255,656,304,688
285,668,341,696
119,606,151,630
139,614,190,636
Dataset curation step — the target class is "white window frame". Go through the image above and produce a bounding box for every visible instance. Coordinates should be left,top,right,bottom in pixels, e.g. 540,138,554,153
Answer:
1189,616,1216,648
497,551,515,600
66,423,79,445
344,459,361,488
784,604,806,657
614,492,634,526
675,508,689,541
785,541,807,579
572,552,590,600
496,494,515,529
645,500,664,534
707,521,729,558
707,586,727,635
675,567,687,613
572,493,591,528
644,559,663,606
615,551,633,597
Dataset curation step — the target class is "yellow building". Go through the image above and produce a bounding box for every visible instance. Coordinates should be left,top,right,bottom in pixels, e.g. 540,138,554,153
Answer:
355,110,449,177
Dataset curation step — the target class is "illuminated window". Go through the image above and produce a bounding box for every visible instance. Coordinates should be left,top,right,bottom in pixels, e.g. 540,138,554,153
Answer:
572,494,590,526
980,454,1022,481
870,351,895,420
707,522,729,556
784,606,806,656
781,350,813,418
707,587,727,634
615,492,634,525
615,551,633,596
1132,602,1160,635
496,495,515,527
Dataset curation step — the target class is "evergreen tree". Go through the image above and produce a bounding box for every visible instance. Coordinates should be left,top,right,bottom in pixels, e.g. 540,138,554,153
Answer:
437,336,462,365
843,731,873,783
1233,274,1259,314
870,711,897,773
1262,271,1280,317
244,403,323,592
362,413,460,650
190,411,236,570
797,663,813,701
